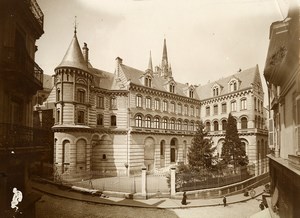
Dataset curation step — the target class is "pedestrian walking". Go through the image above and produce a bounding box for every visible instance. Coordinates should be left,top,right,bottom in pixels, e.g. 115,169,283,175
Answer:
181,192,187,205
259,202,265,210
223,196,227,207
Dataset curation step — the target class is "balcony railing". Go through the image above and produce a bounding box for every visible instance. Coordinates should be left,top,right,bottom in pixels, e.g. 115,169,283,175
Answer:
1,46,43,88
0,123,52,151
25,0,44,28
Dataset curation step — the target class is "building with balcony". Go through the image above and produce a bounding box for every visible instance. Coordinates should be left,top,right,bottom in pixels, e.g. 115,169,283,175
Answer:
0,0,47,216
46,27,268,180
264,2,300,217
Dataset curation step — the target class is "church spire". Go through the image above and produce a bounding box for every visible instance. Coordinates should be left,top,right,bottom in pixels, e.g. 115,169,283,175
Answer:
162,38,168,68
148,50,153,71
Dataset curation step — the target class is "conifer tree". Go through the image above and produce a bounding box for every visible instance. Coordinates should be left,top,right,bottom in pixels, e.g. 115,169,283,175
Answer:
188,122,216,172
221,113,248,167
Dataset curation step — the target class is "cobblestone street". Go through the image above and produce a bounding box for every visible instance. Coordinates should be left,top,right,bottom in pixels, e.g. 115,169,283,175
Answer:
36,194,262,218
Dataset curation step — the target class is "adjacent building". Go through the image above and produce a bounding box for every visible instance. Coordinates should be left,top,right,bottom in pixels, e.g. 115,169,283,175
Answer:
0,0,47,216
46,28,268,180
264,2,300,218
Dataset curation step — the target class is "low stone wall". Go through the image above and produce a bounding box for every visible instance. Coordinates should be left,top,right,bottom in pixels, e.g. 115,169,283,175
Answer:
174,173,269,199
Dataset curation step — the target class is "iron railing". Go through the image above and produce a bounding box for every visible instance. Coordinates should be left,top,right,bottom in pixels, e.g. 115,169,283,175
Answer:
1,46,43,88
0,123,51,150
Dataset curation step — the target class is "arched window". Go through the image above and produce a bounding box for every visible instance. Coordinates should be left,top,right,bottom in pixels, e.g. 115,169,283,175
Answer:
206,121,211,131
162,100,168,112
176,120,182,130
162,118,168,129
190,106,194,116
190,122,195,131
77,89,85,103
241,98,247,110
183,120,188,130
111,115,117,126
97,114,103,126
135,115,142,127
170,119,175,130
170,102,175,113
145,76,152,87
189,89,194,98
222,120,227,130
241,117,248,129
145,116,151,128
206,106,210,116
154,98,160,110
145,97,151,109
213,121,219,131
76,139,86,165
169,83,175,93
154,117,160,129
231,100,237,111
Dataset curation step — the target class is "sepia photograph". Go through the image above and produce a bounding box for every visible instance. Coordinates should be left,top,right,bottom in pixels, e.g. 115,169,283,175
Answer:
0,0,299,217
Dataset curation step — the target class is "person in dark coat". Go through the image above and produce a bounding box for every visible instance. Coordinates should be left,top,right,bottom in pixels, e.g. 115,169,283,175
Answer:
181,192,187,205
259,202,265,210
223,196,227,207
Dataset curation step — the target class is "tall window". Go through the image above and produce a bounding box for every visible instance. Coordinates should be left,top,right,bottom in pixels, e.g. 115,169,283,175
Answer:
169,83,175,93
184,105,188,115
160,140,165,156
178,103,182,114
213,104,218,115
77,90,85,103
96,96,104,108
111,115,116,126
222,120,227,130
154,117,159,128
162,100,168,112
135,115,142,127
97,114,103,126
145,76,152,87
189,90,194,98
170,119,175,130
56,109,60,123
206,121,211,131
241,98,247,110
154,99,160,110
77,111,85,124
230,81,237,92
136,95,142,107
231,100,237,111
176,120,182,130
206,106,210,116
190,122,195,131
170,102,175,113
241,117,248,129
213,87,219,96
254,97,257,110
57,89,60,101
190,106,194,116
183,120,188,130
196,107,200,117
222,103,227,113
213,121,219,131
162,118,168,129
145,116,151,128
145,97,151,109
110,97,117,109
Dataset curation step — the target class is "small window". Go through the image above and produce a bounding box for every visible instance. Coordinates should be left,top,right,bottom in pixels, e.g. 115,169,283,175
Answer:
170,102,175,113
178,103,182,114
206,121,211,131
57,89,60,102
170,119,175,130
162,100,168,112
162,118,168,129
154,117,160,128
183,121,188,131
184,105,188,115
145,76,152,87
176,120,182,130
169,83,175,93
196,107,200,117
189,89,194,98
111,115,117,126
102,154,106,160
222,120,227,130
160,140,165,156
213,121,219,131
190,106,194,116
145,116,151,128
56,109,60,123
241,117,248,129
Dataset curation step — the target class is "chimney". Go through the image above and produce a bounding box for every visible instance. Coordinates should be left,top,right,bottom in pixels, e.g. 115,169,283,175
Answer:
115,57,123,77
116,57,123,65
82,42,89,65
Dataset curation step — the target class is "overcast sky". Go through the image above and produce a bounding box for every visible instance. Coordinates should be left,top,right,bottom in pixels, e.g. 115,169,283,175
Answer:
36,0,288,101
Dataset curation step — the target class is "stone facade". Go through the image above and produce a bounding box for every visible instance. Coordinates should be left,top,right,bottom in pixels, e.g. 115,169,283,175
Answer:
48,29,268,180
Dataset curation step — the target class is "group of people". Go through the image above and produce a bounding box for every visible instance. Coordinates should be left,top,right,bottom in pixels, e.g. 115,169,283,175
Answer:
181,192,227,207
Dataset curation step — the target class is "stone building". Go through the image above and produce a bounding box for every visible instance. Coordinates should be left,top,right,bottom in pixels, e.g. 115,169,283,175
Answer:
264,2,300,217
0,0,47,216
48,28,268,180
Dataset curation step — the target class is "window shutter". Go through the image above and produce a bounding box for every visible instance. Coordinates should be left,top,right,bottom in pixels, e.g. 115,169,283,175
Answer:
269,118,274,147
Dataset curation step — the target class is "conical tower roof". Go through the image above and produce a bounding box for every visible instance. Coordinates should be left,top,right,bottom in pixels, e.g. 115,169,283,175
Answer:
56,31,90,73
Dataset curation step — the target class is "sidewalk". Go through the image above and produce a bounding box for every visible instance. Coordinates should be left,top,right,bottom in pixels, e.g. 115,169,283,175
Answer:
31,180,266,209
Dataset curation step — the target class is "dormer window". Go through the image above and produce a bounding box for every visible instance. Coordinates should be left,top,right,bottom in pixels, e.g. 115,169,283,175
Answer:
229,80,238,92
145,76,152,87
169,83,175,93
213,87,219,96
189,89,194,98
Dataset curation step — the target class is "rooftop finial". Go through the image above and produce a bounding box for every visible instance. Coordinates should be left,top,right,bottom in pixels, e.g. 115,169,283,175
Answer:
74,16,78,34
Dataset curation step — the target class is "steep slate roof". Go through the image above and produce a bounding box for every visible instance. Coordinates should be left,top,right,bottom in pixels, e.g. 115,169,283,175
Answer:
55,32,90,73
195,65,260,100
119,64,200,99
90,68,115,90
